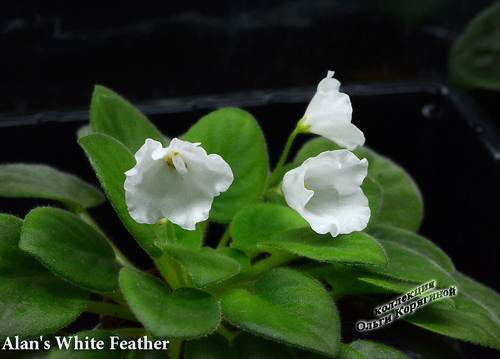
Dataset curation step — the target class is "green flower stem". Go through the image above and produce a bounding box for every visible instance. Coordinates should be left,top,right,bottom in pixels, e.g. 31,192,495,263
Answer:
216,322,237,341
85,300,139,322
168,339,183,359
216,226,232,249
154,254,182,290
249,252,298,278
267,125,302,188
165,219,176,243
94,289,127,306
79,211,134,268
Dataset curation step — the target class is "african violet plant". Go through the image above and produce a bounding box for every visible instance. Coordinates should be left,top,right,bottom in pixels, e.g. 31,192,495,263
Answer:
1,71,500,359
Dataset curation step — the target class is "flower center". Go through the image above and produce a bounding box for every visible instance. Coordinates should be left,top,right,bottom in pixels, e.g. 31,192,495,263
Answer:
166,151,188,173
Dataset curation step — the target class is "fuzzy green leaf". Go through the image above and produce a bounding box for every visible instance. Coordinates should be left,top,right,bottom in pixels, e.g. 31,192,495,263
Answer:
185,333,237,359
359,225,456,286
79,133,162,257
260,228,387,267
120,268,220,339
448,2,500,90
231,203,307,253
221,268,340,357
232,332,298,359
348,340,410,359
183,108,269,222
405,272,500,350
90,85,165,153
0,214,87,342
20,207,122,292
0,164,104,211
156,243,240,287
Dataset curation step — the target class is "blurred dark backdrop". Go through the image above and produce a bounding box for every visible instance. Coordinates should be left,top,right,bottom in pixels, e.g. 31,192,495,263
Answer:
1,0,497,113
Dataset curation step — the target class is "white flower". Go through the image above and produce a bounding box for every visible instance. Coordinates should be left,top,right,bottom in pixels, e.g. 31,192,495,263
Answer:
302,71,365,150
124,138,233,230
282,150,370,237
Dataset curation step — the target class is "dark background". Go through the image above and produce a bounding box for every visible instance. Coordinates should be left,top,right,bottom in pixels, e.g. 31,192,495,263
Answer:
1,3,500,355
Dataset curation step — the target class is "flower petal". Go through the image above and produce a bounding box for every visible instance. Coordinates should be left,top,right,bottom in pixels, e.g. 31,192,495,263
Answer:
124,138,233,230
283,150,370,237
303,71,365,150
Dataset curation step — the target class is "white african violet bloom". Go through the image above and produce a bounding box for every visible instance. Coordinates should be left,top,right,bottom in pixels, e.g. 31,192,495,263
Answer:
301,71,365,150
282,150,370,237
124,138,233,230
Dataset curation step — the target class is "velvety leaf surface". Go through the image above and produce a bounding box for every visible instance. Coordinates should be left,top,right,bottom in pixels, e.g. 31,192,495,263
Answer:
260,228,387,267
221,268,340,357
90,85,165,153
348,340,410,359
20,207,122,292
183,108,269,222
47,330,124,358
184,333,237,359
294,344,363,359
405,272,500,350
231,203,307,253
355,225,456,287
0,214,87,342
295,138,423,231
0,164,104,211
79,133,162,257
172,222,203,250
218,247,251,273
120,268,220,339
156,243,240,287
232,332,297,359
448,1,500,90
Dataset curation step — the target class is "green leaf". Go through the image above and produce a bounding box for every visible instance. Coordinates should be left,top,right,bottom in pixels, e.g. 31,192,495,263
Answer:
218,247,251,273
232,332,297,359
172,222,204,250
405,272,500,350
358,225,456,286
231,203,307,253
90,85,165,153
368,224,454,273
79,133,162,257
183,108,269,222
155,243,241,287
47,330,125,358
221,268,340,357
355,147,423,231
448,1,500,90
348,340,410,359
20,207,122,292
362,177,383,225
184,333,237,359
120,267,220,339
0,164,104,211
260,228,387,267
295,138,423,232
0,214,87,342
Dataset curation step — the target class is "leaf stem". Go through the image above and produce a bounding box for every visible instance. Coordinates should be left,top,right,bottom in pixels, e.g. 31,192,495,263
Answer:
85,300,139,322
216,226,232,249
79,211,134,268
267,125,302,188
249,253,298,277
154,254,182,290
168,339,183,359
